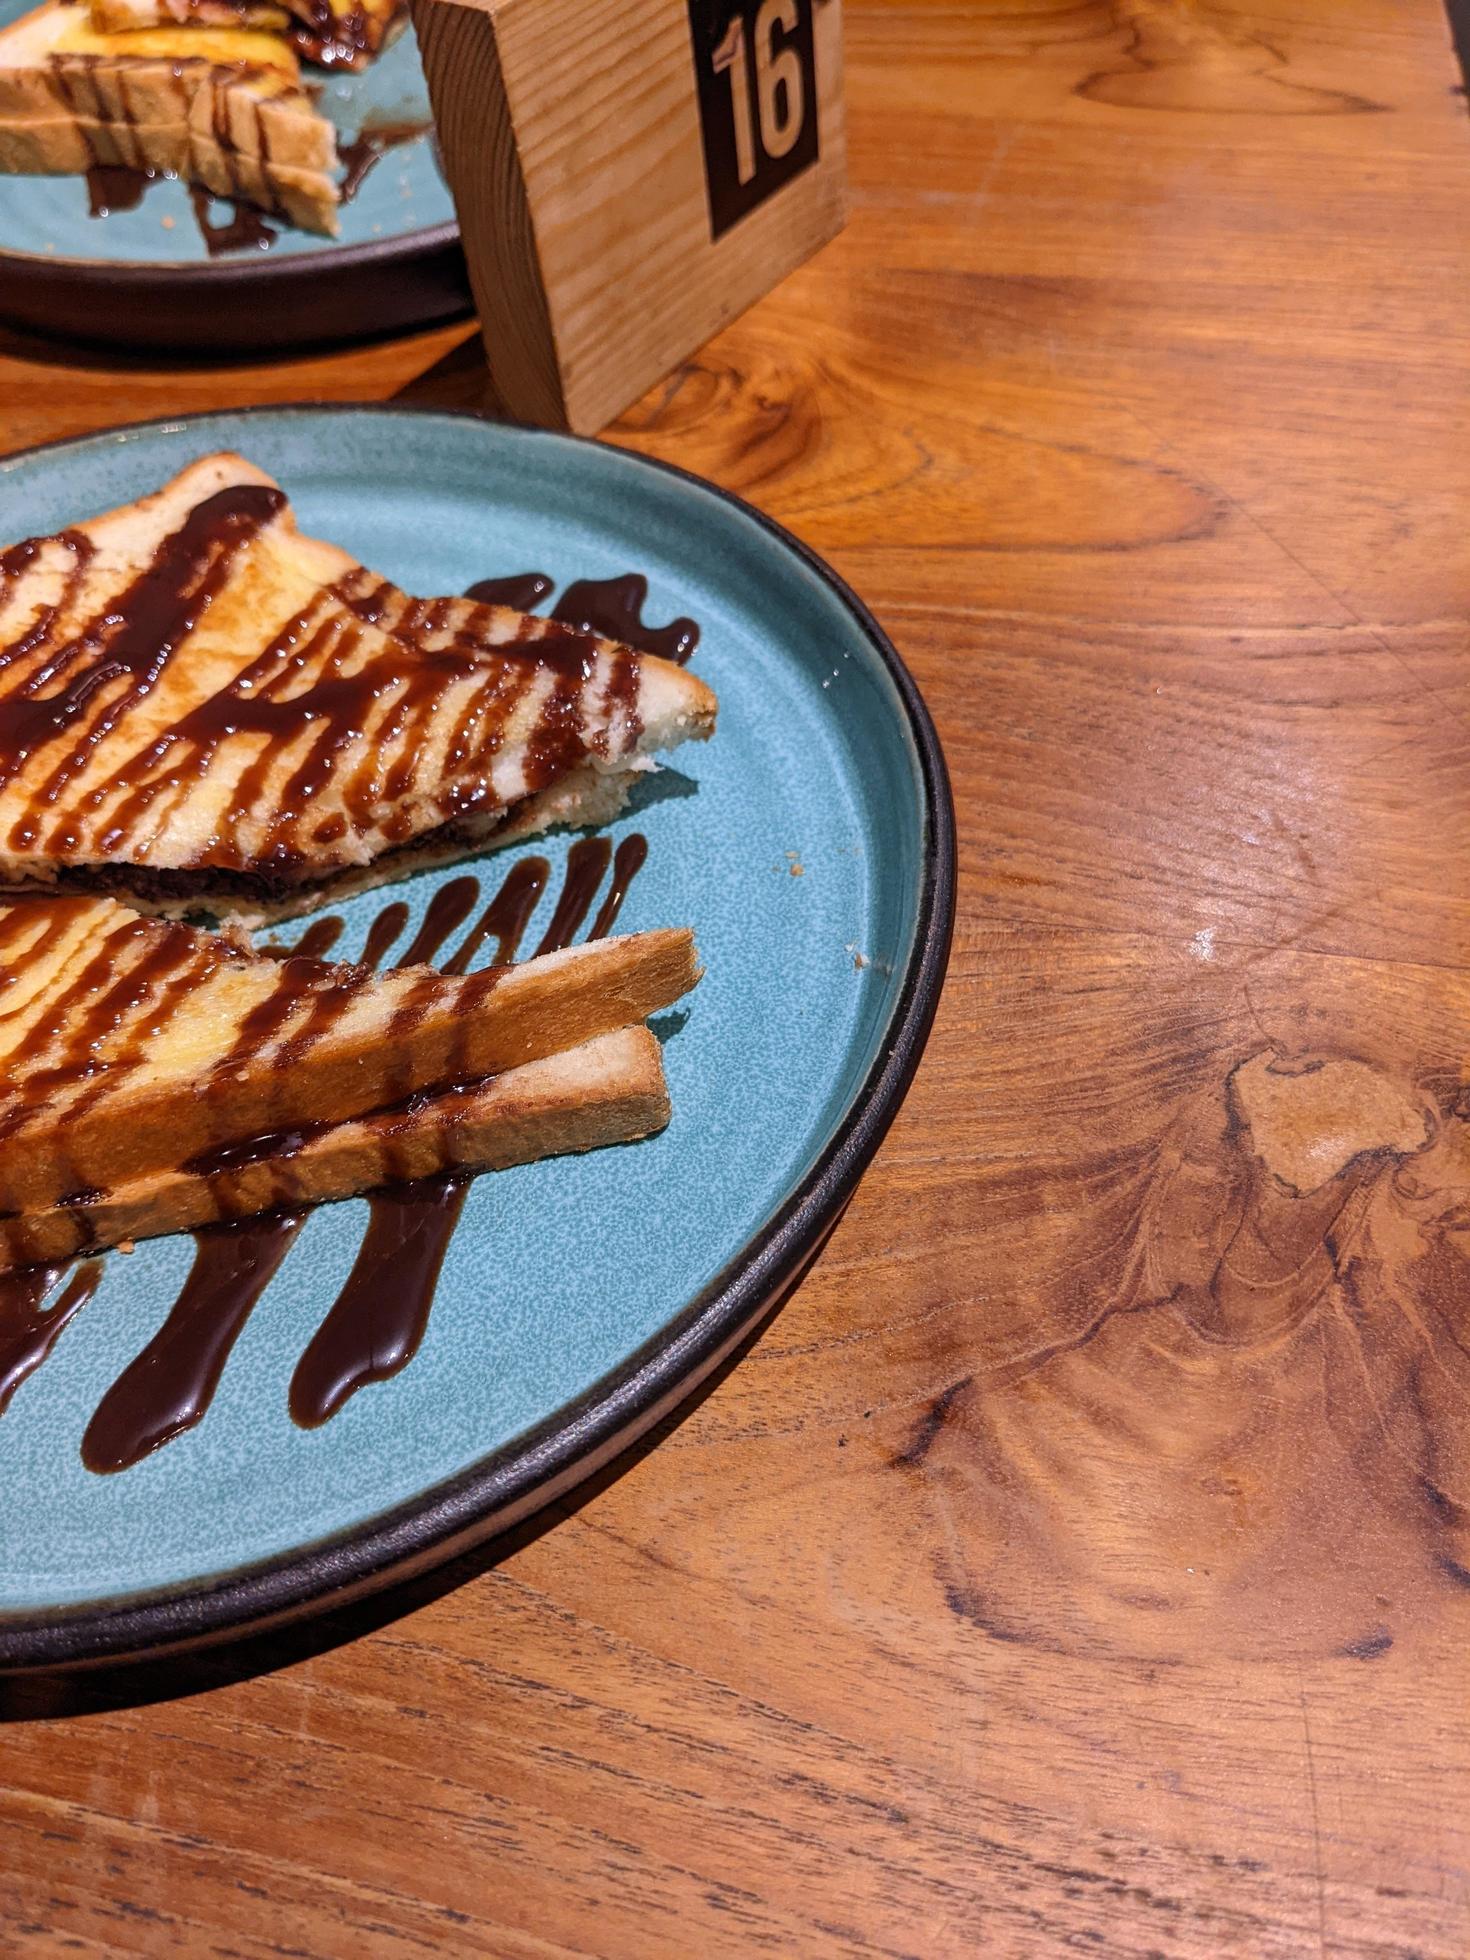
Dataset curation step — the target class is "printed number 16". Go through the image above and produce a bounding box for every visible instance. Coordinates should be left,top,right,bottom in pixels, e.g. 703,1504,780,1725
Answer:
711,0,805,187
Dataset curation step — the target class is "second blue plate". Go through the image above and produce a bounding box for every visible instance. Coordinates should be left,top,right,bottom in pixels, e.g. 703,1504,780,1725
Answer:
0,6,467,349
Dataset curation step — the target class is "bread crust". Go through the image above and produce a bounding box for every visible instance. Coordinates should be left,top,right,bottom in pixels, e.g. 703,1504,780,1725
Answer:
0,896,699,1213
0,1025,670,1269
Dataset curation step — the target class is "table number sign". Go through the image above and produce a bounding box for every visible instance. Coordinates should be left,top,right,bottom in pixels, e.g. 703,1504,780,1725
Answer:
413,0,846,432
690,0,822,239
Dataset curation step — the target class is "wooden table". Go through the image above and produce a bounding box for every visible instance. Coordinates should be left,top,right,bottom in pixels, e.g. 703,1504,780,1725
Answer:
2,1,1468,1951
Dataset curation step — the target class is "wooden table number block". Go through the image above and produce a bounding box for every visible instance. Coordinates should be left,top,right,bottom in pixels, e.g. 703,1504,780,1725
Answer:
413,0,846,433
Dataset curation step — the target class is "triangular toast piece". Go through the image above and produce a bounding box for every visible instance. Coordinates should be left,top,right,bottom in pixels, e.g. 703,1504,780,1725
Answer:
0,894,698,1213
0,1023,669,1269
0,0,340,231
0,453,718,923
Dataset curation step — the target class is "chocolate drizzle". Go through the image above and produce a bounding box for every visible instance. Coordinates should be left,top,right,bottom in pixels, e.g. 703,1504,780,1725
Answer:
463,573,554,612
535,837,612,956
287,1174,467,1427
361,900,409,969
338,119,431,203
0,483,285,838
395,875,480,968
187,186,277,257
275,914,344,961
552,574,700,667
590,832,650,941
0,1260,102,1417
442,855,548,974
86,164,154,216
80,1214,302,1473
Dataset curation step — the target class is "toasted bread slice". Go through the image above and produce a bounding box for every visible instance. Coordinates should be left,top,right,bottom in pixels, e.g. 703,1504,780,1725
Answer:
0,894,698,1214
0,453,717,923
80,0,404,67
278,0,405,70
90,0,290,33
0,1023,669,1269
0,0,339,231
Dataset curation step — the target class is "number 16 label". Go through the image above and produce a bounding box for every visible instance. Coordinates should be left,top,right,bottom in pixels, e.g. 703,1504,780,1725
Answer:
689,0,820,239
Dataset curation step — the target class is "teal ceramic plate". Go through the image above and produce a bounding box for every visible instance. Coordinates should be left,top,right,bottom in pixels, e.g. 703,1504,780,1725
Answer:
0,405,953,1669
0,6,468,349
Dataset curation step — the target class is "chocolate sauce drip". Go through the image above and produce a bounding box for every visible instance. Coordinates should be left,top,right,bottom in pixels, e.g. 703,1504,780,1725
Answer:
0,1261,101,1417
535,837,612,955
462,573,554,611
589,832,649,940
278,915,345,961
339,119,431,203
287,1175,467,1427
55,831,654,1466
395,876,480,969
86,165,154,216
442,856,548,974
81,1214,302,1473
184,1123,323,1178
187,185,277,257
551,574,700,666
0,529,93,676
348,902,401,970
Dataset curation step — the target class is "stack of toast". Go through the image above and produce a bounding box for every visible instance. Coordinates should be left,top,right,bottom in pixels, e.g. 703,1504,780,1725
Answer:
0,453,717,1274
0,0,410,233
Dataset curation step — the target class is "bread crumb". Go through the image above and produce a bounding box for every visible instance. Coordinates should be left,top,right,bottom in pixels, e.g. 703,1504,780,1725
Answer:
161,215,175,230
117,1239,135,1254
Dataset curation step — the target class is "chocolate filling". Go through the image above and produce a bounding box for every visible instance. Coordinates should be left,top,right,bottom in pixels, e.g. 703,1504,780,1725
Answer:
6,808,518,912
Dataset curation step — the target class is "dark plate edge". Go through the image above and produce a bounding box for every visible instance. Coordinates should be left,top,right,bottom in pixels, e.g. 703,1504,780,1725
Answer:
0,402,958,1671
0,217,459,281
0,222,469,353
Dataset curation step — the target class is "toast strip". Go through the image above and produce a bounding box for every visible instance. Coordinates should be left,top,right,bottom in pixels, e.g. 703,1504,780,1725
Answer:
0,1025,670,1270
0,895,698,1212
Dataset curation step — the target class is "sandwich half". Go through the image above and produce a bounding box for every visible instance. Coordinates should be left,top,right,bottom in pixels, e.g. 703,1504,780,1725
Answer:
0,453,718,923
0,892,699,1225
1,1023,670,1269
0,0,340,232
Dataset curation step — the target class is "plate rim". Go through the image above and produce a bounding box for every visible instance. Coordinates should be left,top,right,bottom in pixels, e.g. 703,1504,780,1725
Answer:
0,215,459,280
0,402,957,1672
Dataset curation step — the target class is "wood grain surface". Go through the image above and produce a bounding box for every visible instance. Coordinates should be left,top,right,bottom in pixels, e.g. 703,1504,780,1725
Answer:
1,0,1468,1952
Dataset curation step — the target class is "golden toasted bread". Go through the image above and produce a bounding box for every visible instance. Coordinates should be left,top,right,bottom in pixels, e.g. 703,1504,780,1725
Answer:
0,1023,669,1269
0,893,698,1215
0,0,339,231
78,0,404,67
90,0,290,34
0,453,718,923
